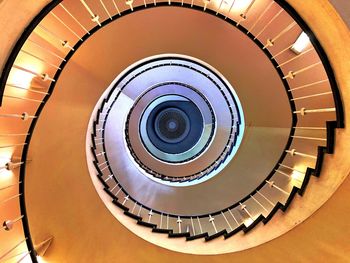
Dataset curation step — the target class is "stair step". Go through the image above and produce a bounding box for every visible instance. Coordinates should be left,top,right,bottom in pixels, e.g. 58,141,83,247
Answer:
243,215,264,233
263,202,283,224
152,228,172,234
124,211,142,221
205,229,227,241
186,233,208,241
168,232,190,238
281,187,299,212
103,188,116,199
224,224,245,239
137,220,157,229
112,199,129,212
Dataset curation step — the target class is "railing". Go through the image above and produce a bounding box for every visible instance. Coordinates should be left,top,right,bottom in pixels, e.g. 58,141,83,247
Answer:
0,0,344,261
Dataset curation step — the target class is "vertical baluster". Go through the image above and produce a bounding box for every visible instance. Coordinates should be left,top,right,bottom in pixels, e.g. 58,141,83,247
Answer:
228,209,239,226
190,217,196,235
177,216,182,233
160,213,163,228
236,0,256,26
283,62,322,79
1,194,22,206
257,190,275,206
59,3,91,35
28,39,67,61
20,50,61,69
148,210,153,223
137,205,143,217
209,215,217,233
131,202,137,213
0,238,27,261
286,149,317,159
80,0,102,26
266,180,290,195
221,211,233,231
51,12,83,41
125,0,134,11
197,217,203,234
250,195,269,213
247,1,274,34
263,22,297,49
100,0,113,20
254,9,284,40
37,25,75,51
3,215,24,231
216,0,224,15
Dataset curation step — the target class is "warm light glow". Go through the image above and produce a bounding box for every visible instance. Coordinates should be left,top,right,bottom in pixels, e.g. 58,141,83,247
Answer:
217,0,253,13
0,155,12,181
37,256,47,263
21,254,34,263
8,55,44,90
9,68,35,89
232,0,254,10
291,32,310,54
243,217,254,227
0,155,11,167
291,170,304,181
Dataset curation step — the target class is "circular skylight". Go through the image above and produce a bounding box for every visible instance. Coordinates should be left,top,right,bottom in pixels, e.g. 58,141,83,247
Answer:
97,54,245,186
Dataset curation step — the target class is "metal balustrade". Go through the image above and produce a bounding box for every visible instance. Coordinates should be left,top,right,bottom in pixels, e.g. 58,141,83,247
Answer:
0,0,344,261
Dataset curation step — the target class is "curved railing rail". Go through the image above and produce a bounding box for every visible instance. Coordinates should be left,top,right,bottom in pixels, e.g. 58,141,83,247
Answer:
89,91,338,241
0,0,344,261
122,67,240,183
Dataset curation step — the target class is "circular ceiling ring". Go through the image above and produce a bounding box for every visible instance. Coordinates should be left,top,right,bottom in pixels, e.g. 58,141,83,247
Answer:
119,56,243,183
99,55,244,186
129,84,216,165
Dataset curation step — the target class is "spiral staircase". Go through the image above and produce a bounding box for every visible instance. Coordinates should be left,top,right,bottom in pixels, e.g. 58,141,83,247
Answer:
0,0,349,262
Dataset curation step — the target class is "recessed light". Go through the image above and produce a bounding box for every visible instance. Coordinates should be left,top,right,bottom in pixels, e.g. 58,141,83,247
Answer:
291,32,310,54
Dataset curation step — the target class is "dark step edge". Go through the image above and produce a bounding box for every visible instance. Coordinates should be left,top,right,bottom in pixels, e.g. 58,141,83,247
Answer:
100,98,108,108
298,167,313,196
168,232,190,238
326,121,337,154
313,120,338,176
205,229,227,241
92,121,97,136
91,133,96,149
90,147,99,162
124,211,142,221
92,161,103,175
313,146,326,177
280,187,299,212
103,187,117,200
186,232,208,241
243,214,265,233
137,220,157,229
262,187,300,225
93,120,101,130
152,228,173,234
96,174,109,189
297,120,337,196
228,120,340,238
262,202,284,224
96,109,101,123
224,224,245,239
112,199,129,212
